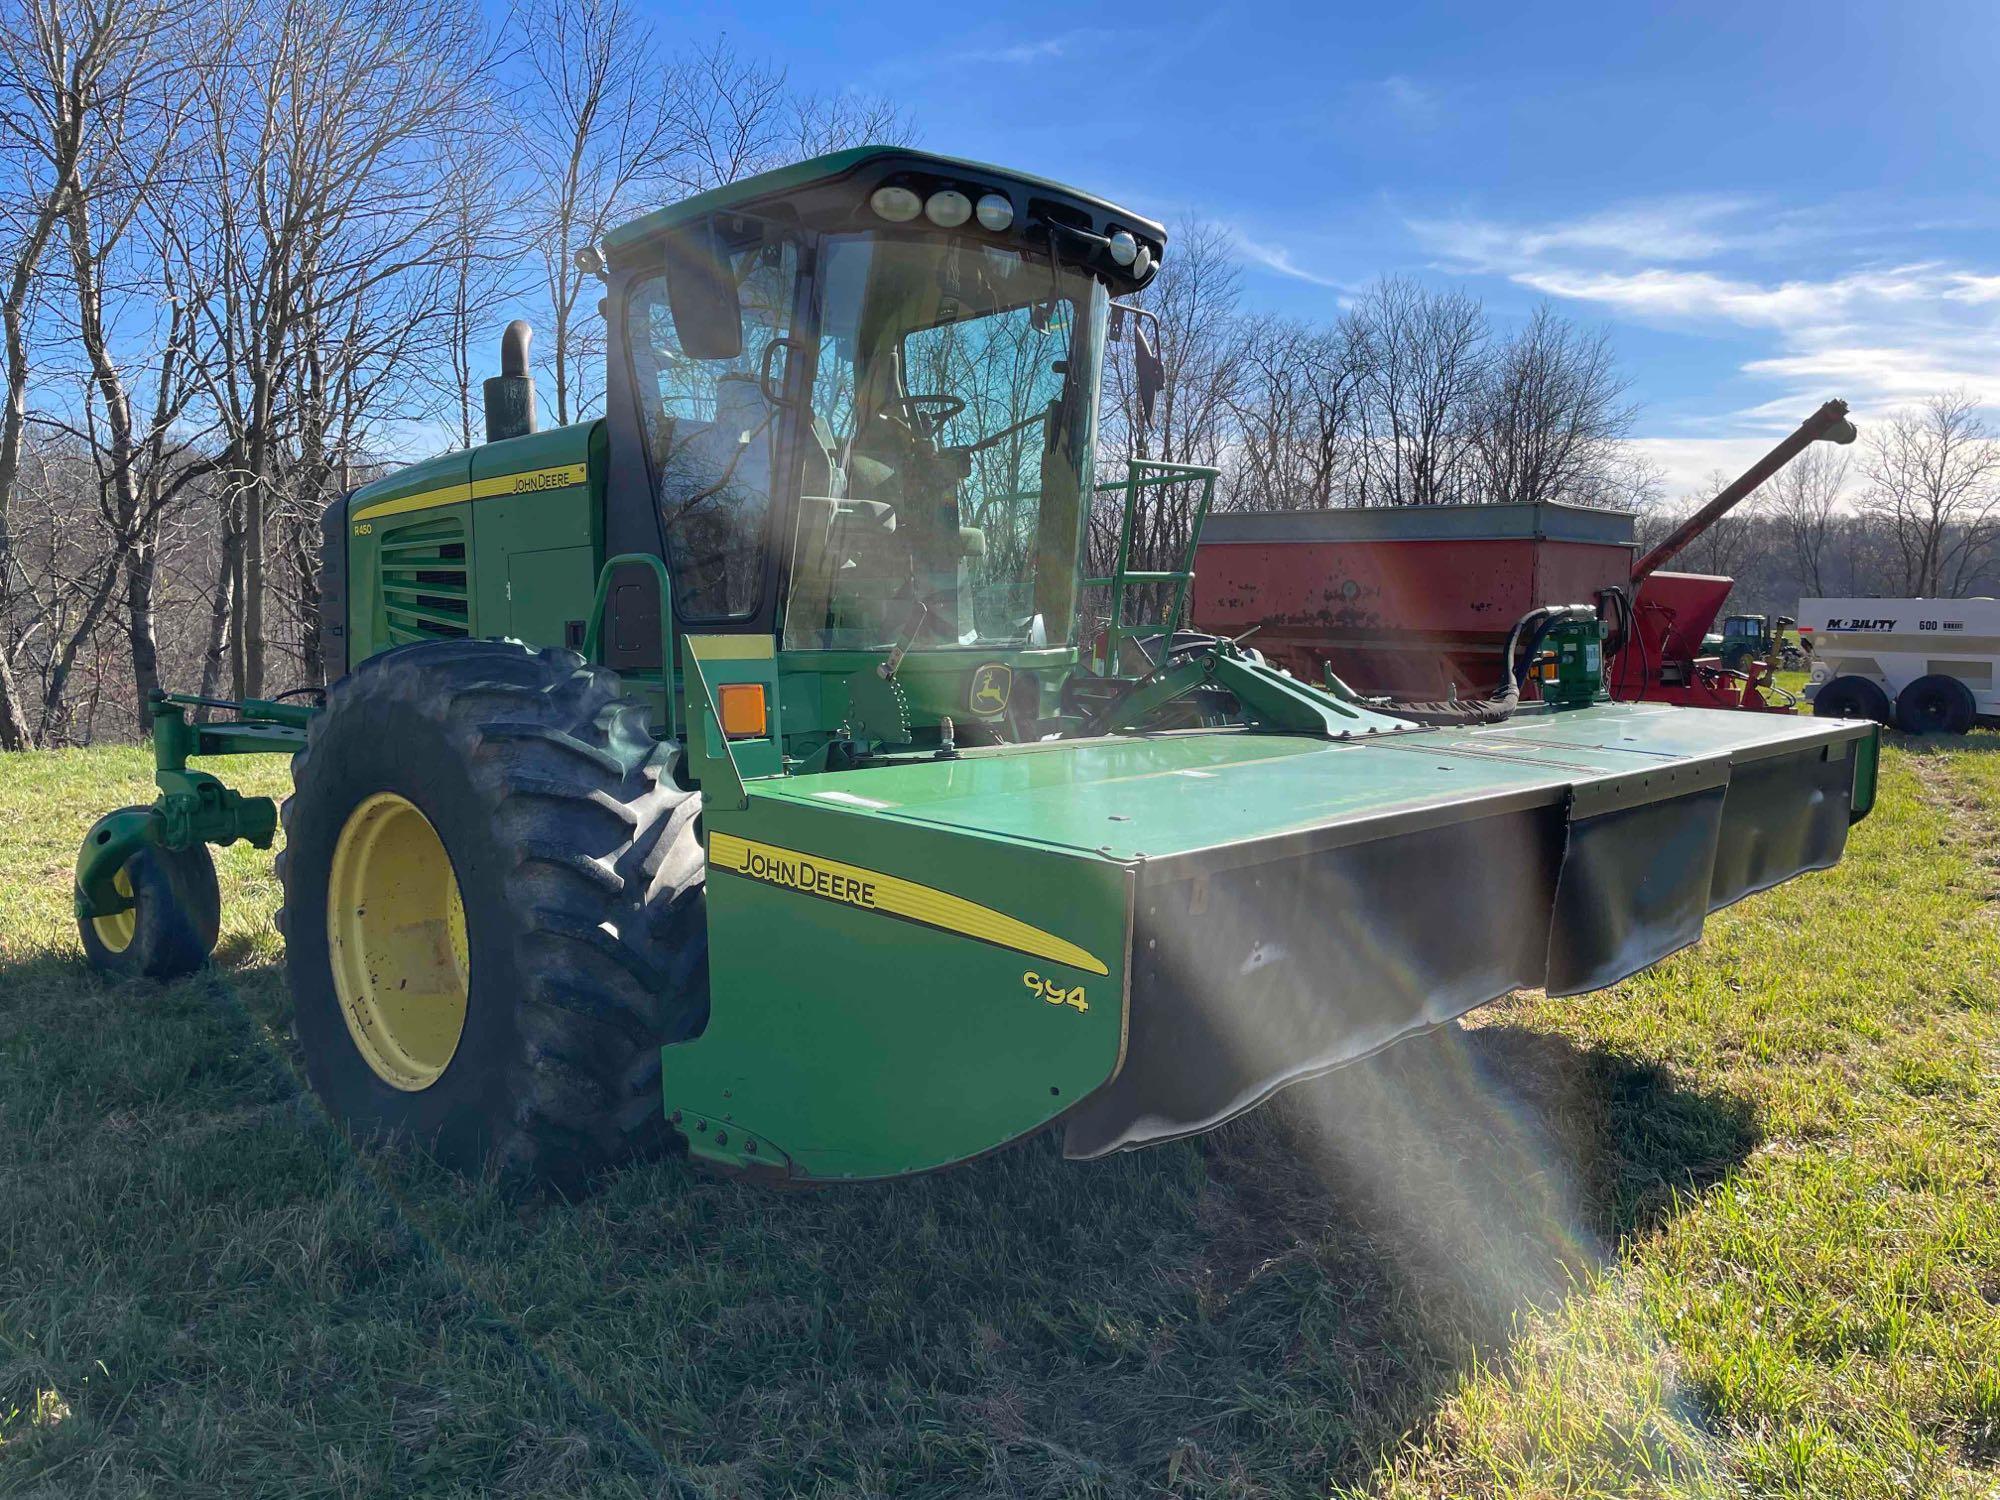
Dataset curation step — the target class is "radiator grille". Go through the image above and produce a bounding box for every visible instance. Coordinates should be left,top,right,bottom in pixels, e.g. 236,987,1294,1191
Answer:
379,516,469,643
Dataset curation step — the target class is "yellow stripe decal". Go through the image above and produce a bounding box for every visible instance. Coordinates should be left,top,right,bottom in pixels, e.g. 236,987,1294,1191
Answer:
688,634,777,661
353,482,468,524
709,831,1109,976
352,462,588,523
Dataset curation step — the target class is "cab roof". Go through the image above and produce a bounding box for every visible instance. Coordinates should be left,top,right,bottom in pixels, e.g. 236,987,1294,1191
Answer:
601,145,1168,254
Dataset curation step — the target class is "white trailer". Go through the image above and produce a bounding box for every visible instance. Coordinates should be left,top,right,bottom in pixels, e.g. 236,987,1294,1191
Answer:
1800,596,2000,733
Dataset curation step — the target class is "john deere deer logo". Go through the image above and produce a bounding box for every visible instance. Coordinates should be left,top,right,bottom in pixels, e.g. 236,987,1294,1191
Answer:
969,663,1013,717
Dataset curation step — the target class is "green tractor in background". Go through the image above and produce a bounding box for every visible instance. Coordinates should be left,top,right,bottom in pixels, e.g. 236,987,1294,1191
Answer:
1712,612,1807,672
75,149,1879,1190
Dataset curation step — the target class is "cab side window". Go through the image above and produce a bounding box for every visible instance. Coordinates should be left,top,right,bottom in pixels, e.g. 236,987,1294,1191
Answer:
628,233,801,621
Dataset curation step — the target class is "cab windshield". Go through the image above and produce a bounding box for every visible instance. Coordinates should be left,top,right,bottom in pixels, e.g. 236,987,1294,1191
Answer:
784,234,1106,652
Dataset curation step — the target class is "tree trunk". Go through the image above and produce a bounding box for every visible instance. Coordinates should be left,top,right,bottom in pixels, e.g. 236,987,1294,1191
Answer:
198,509,238,718
125,533,162,731
297,533,322,685
0,498,31,747
553,303,570,426
40,560,123,743
0,254,50,754
226,490,248,703
242,476,265,698
0,649,31,750
67,188,155,736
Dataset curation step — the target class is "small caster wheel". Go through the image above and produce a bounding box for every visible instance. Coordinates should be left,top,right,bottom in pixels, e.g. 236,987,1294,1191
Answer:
78,824,221,981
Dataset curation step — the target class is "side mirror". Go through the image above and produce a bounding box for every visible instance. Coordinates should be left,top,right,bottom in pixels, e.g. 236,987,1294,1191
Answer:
661,219,741,362
1133,319,1164,427
1113,302,1165,426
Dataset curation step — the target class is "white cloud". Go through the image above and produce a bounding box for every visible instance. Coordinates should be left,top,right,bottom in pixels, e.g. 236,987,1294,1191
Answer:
943,28,1124,65
950,38,1067,64
1943,272,2000,304
1379,74,1439,127
1415,196,1757,266
1410,199,2000,440
1503,263,1946,329
1229,233,1351,289
1626,435,1797,503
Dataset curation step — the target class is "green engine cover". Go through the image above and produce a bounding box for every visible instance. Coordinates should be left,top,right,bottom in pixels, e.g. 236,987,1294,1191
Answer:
343,422,605,661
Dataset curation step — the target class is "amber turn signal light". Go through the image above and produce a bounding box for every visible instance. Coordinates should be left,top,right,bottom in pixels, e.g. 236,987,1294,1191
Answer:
718,682,768,739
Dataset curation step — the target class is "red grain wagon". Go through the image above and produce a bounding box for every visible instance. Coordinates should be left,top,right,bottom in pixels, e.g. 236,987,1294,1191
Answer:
1190,402,1858,714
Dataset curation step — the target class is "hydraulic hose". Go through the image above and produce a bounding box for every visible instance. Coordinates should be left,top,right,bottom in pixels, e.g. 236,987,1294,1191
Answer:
1510,605,1598,690
1596,585,1647,701
1377,603,1596,728
1376,691,1518,728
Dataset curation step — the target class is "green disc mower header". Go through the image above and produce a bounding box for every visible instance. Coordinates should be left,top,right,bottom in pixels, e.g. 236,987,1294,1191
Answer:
75,147,1879,1190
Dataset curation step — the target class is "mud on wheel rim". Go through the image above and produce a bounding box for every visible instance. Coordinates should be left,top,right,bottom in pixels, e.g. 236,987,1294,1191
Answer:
325,791,471,1092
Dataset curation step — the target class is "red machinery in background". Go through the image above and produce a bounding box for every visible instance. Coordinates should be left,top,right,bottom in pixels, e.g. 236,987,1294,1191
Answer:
1618,572,1756,706
1617,400,1856,709
1192,400,1857,712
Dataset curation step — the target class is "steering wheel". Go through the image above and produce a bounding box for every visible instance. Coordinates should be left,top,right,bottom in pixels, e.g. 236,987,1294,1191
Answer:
897,392,965,437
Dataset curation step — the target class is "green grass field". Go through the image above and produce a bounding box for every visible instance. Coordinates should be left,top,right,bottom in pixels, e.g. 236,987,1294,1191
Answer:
2,727,1997,1498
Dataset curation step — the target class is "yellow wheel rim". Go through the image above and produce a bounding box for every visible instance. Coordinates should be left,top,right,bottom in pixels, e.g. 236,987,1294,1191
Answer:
326,792,470,1092
91,866,137,954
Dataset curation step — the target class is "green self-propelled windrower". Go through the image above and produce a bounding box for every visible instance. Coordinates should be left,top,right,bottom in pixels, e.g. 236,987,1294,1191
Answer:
75,148,1881,1188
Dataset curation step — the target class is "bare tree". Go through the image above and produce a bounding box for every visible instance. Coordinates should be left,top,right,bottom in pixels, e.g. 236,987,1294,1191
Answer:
662,38,908,193
1641,469,1768,579
1226,313,1368,512
1353,276,1488,507
0,0,143,745
515,0,678,426
780,85,911,165
0,0,209,740
436,128,521,448
1473,304,1634,507
1094,217,1248,611
1860,390,2000,596
54,4,228,726
180,0,492,697
1764,441,1848,596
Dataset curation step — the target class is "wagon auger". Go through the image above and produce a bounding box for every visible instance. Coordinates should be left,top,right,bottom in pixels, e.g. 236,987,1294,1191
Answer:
76,148,1880,1188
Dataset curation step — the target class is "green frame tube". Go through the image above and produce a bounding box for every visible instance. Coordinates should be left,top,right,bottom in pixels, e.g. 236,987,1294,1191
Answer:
73,694,312,921
1081,460,1219,673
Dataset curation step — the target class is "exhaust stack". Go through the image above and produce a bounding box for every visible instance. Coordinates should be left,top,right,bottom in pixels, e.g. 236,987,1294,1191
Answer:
482,320,536,443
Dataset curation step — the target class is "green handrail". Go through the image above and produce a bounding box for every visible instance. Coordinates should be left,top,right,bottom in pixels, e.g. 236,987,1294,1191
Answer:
583,552,677,741
1082,459,1220,673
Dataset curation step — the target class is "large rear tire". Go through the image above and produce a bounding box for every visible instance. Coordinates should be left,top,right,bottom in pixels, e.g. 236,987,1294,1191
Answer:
278,640,707,1191
1895,673,1977,735
1812,674,1892,725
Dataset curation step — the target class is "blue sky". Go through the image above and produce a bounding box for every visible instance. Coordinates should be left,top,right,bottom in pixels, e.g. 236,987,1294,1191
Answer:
650,0,2000,498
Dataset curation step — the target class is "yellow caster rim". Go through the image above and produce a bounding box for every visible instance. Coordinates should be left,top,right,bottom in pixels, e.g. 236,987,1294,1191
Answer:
91,866,137,954
326,792,471,1091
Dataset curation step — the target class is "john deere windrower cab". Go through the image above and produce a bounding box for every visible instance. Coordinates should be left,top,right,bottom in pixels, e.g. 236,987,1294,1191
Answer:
75,148,1879,1188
